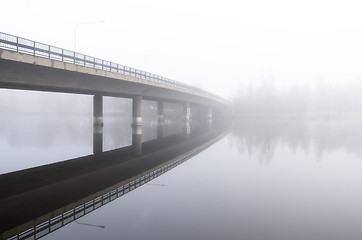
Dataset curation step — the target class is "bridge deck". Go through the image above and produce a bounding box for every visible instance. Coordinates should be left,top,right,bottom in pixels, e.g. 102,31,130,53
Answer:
0,32,229,107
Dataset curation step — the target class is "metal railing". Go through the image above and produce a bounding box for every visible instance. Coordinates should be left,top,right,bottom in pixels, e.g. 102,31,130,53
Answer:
0,32,203,93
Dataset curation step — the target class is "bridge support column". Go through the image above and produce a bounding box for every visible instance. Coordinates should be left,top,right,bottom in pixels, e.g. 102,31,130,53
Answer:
183,102,191,122
183,102,191,138
157,101,164,139
93,95,103,126
207,106,213,129
93,125,103,154
132,96,142,156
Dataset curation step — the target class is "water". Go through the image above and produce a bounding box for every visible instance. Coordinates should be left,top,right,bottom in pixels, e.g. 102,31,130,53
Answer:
38,119,362,240
1,93,362,239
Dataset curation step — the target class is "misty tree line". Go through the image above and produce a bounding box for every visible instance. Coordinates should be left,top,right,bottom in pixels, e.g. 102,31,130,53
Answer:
230,118,362,164
233,81,362,117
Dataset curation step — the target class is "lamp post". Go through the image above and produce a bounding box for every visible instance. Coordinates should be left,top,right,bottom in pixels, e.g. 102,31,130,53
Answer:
74,20,105,53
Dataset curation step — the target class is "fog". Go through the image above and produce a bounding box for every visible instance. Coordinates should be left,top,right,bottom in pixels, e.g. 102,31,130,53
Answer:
2,0,362,99
233,78,362,117
3,1,362,240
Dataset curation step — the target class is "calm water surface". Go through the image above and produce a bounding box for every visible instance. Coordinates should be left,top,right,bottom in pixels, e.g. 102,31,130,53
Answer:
2,109,362,239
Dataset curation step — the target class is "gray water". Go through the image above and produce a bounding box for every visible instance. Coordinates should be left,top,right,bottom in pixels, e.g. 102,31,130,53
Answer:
1,93,362,239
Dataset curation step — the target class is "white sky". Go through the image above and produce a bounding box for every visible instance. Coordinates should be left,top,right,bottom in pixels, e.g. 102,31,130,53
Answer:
1,0,362,99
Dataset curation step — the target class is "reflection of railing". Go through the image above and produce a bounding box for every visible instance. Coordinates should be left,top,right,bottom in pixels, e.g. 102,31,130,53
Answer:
0,32,224,102
7,147,201,240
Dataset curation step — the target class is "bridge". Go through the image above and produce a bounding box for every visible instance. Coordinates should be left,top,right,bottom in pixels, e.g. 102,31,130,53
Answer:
0,32,230,239
0,32,229,140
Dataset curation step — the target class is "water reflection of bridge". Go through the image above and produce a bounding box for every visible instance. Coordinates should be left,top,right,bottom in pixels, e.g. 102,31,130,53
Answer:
0,126,228,240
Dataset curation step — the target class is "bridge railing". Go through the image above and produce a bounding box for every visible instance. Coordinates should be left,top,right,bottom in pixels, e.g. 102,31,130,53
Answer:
0,32,211,95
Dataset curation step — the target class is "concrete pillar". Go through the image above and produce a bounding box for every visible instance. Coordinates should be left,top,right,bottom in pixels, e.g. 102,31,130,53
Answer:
157,101,164,122
183,102,191,122
132,96,142,127
157,101,164,139
132,96,142,156
93,95,103,126
93,124,103,154
183,102,191,138
207,105,213,129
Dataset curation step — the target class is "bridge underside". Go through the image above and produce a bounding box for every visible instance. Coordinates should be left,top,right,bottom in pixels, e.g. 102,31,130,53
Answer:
0,54,223,108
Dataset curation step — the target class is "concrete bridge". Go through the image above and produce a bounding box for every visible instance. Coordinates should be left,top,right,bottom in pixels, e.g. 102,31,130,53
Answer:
0,32,229,146
0,32,231,239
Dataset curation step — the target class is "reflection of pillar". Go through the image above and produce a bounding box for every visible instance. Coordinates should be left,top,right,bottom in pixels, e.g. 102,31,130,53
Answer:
93,95,103,126
207,105,213,129
132,125,142,156
132,96,142,156
183,102,191,137
157,101,164,139
93,124,103,154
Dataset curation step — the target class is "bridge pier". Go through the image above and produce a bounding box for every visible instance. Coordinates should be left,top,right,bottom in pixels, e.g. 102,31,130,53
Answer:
157,101,164,139
183,102,191,122
183,102,191,138
132,96,142,156
93,95,103,126
93,95,103,154
207,106,213,129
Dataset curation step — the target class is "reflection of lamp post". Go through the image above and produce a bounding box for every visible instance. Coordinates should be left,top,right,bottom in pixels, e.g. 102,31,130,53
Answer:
74,20,105,52
75,220,106,228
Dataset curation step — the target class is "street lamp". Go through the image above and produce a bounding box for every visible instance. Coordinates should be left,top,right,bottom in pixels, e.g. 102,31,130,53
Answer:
74,20,106,52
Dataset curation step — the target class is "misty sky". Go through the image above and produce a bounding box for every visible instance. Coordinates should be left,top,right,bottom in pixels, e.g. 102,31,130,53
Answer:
1,0,362,99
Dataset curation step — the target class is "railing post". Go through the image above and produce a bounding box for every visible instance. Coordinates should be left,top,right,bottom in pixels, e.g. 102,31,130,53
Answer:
16,36,19,52
61,49,63,62
33,41,35,56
